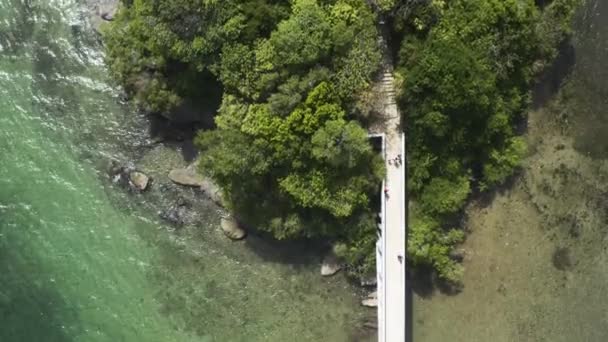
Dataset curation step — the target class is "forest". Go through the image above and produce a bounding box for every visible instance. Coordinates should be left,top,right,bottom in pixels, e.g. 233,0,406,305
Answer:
104,0,579,282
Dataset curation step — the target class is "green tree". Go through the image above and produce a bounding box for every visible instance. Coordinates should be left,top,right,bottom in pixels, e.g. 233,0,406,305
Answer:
197,82,384,241
408,212,464,283
396,0,579,282
104,0,290,117
103,0,242,115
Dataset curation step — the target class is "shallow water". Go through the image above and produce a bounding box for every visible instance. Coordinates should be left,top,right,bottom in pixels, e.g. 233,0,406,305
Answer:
0,1,371,341
413,1,608,341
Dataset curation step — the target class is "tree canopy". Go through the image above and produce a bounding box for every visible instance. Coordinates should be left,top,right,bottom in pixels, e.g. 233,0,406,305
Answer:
104,0,580,282
194,1,383,270
104,0,290,116
397,0,579,282
105,0,383,276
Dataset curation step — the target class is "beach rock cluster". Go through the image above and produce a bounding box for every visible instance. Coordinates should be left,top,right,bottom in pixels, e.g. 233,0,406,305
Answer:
109,157,246,238
108,161,150,192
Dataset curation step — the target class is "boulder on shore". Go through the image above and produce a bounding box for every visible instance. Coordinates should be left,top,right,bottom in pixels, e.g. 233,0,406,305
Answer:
361,298,378,308
321,252,341,276
361,290,378,307
107,160,148,192
129,171,149,191
220,217,246,240
168,166,225,206
168,168,205,187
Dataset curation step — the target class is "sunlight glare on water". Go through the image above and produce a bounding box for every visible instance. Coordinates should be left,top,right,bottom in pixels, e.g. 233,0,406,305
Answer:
0,1,370,341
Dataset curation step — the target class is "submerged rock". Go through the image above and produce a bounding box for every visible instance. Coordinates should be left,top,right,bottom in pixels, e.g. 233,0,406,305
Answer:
129,171,149,191
159,198,194,226
108,159,123,177
552,246,573,271
107,160,150,192
321,252,341,276
220,217,246,240
168,168,205,187
107,160,132,189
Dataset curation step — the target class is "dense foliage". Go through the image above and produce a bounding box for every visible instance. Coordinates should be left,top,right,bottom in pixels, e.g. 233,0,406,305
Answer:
104,0,290,116
104,0,580,282
105,0,384,276
396,0,580,282
196,1,383,277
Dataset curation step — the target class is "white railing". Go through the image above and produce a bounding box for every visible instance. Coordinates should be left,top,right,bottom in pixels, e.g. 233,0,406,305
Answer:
400,132,407,340
374,132,407,342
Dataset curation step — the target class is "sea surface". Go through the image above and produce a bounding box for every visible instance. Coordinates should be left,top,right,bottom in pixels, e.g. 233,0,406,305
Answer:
0,1,370,341
413,0,608,341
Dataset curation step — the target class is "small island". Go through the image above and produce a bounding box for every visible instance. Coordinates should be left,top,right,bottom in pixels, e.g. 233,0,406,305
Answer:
101,0,579,285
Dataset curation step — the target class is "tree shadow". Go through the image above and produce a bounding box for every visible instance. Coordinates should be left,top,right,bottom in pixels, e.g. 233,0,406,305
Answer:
242,231,330,268
532,40,576,110
471,168,524,210
408,264,463,299
405,268,414,342
147,114,204,162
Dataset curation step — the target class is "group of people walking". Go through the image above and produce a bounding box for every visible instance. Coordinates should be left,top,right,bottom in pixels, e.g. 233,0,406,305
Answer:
388,154,402,167
383,154,403,198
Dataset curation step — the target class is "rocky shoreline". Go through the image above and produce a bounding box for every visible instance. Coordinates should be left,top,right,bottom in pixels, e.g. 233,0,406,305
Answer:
103,141,379,326
85,2,378,336
105,143,247,239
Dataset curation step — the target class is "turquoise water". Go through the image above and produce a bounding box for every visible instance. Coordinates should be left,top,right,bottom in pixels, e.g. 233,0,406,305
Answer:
0,1,370,341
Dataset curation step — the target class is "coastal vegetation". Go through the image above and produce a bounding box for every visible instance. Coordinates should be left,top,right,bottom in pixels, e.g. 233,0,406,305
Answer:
104,0,384,276
103,0,580,282
394,0,579,282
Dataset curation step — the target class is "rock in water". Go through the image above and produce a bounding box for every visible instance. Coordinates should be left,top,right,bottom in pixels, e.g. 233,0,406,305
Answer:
168,164,225,207
159,199,193,226
361,298,378,308
88,0,119,32
321,253,341,276
101,12,114,21
361,290,378,307
220,217,246,240
168,168,205,187
129,171,149,191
